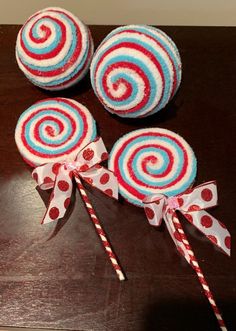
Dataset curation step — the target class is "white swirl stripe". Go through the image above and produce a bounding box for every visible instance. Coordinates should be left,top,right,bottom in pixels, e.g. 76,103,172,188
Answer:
16,7,94,90
109,128,197,206
90,25,182,118
15,98,97,166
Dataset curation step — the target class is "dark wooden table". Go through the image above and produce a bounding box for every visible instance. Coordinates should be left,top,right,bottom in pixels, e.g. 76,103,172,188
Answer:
0,25,235,331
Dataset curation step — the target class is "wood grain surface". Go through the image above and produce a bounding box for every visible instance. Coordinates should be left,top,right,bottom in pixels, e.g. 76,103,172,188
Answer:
0,25,235,331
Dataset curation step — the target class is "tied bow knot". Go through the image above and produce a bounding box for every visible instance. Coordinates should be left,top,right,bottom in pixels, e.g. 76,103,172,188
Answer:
32,138,118,224
143,181,231,260
167,196,180,210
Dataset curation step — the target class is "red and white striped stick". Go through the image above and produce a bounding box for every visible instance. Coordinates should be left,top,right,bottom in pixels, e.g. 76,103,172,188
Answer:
172,214,227,331
75,176,125,281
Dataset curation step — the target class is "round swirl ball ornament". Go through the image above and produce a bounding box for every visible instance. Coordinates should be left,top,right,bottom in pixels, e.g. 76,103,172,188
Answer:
90,25,182,118
16,7,94,90
109,128,197,206
15,98,96,166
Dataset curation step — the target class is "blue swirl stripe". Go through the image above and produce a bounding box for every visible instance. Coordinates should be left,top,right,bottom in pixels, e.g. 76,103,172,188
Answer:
20,100,96,155
109,129,197,206
119,136,184,191
90,25,181,118
16,8,93,90
21,14,77,72
22,18,62,55
132,147,169,175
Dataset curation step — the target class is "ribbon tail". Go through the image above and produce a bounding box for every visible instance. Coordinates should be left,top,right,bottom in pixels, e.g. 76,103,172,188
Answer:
143,199,165,227
180,181,218,210
42,167,73,224
79,165,119,199
182,210,231,256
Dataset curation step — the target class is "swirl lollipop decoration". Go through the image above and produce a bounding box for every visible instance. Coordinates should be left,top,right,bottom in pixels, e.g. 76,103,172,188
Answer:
109,128,196,206
15,98,125,280
15,98,97,166
90,25,182,118
109,128,230,329
16,7,94,90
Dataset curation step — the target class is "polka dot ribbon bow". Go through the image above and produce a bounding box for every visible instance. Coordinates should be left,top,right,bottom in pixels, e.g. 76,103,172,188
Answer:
143,181,230,258
32,137,118,224
143,181,231,330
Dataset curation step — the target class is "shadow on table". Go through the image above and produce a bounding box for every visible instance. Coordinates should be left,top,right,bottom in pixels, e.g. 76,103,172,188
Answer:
142,298,236,331
41,73,92,99
109,94,181,128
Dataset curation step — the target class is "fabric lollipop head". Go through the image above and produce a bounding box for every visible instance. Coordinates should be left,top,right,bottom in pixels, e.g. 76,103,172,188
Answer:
15,98,96,166
16,7,94,90
90,25,182,118
109,128,197,206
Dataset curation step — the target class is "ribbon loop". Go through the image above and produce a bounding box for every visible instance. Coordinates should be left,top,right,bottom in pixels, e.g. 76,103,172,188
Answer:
32,138,118,224
75,137,108,170
178,181,218,212
167,196,180,210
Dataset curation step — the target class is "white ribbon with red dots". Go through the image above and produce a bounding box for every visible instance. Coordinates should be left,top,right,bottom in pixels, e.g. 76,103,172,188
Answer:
32,137,118,224
143,181,230,257
143,181,230,330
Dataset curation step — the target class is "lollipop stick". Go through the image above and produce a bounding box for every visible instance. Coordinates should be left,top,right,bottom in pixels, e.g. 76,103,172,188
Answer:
172,214,227,331
76,176,125,281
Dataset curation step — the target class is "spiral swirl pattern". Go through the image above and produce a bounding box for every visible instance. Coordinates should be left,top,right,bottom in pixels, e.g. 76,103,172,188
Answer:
15,98,97,166
109,128,197,206
90,25,181,118
16,7,94,90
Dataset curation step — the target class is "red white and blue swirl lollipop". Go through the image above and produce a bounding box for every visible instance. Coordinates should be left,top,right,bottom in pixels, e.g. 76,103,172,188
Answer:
16,7,94,90
109,128,197,206
15,97,126,280
90,25,181,118
15,98,96,166
110,129,232,329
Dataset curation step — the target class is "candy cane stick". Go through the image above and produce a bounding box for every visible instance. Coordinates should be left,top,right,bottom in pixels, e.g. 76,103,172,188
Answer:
76,176,125,281
172,214,227,331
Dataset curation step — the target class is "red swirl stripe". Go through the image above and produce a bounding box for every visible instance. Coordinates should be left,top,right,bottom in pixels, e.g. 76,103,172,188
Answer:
20,16,67,61
15,98,96,167
116,29,178,97
16,8,93,90
29,22,52,44
19,17,82,76
133,144,174,179
94,41,165,115
102,61,151,109
32,112,75,148
109,128,195,206
91,26,181,118
45,34,93,90
114,132,188,194
21,100,88,158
